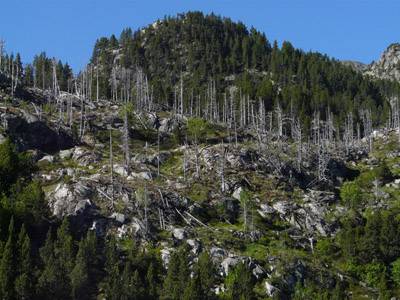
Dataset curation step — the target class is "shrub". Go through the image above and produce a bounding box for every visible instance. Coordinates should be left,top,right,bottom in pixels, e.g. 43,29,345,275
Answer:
340,181,363,208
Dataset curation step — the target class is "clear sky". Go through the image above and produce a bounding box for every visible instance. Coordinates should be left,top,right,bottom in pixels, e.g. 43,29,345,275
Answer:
0,0,399,71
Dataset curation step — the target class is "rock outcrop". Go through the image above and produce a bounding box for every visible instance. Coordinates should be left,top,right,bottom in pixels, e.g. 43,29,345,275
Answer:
365,43,400,81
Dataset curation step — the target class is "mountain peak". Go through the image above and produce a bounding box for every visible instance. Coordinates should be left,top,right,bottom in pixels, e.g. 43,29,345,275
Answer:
365,43,400,81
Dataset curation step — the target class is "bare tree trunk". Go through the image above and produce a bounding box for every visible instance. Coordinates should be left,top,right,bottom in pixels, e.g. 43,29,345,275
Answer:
109,128,114,209
157,127,160,176
220,141,226,193
180,74,184,115
0,39,4,72
96,61,99,101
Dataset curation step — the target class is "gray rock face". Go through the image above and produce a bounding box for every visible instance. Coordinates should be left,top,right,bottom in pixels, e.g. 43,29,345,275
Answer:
267,190,337,237
172,227,187,240
186,239,201,254
110,212,126,224
48,182,93,217
161,247,174,267
210,247,228,262
221,257,240,275
4,112,74,153
365,43,400,82
232,186,243,201
341,61,368,73
113,164,128,177
132,152,171,167
38,155,54,164
257,203,275,218
265,281,280,297
72,147,101,166
59,149,73,160
159,116,186,134
128,171,153,180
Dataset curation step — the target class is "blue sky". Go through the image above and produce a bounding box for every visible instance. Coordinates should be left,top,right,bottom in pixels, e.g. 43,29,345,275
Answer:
1,0,399,71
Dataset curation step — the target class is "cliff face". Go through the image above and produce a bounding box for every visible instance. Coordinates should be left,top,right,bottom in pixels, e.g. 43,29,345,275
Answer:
365,43,400,81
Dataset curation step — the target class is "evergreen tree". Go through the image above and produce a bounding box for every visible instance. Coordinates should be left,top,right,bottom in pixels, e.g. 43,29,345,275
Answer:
70,239,89,300
161,247,190,300
196,251,215,299
15,224,33,300
146,262,159,300
0,218,15,300
183,273,203,300
104,236,122,300
224,262,254,300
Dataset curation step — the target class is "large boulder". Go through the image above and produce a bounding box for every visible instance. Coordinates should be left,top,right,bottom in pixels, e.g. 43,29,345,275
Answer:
172,227,187,240
48,182,94,217
5,113,74,153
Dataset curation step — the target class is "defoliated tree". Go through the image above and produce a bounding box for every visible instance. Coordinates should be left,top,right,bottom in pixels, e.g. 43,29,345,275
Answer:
239,189,251,231
187,117,209,178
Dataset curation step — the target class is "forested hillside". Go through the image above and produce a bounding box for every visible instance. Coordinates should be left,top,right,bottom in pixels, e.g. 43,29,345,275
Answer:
89,12,399,129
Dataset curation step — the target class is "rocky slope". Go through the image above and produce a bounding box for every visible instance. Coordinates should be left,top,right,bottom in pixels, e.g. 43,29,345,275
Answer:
2,78,400,298
344,43,400,82
365,43,400,81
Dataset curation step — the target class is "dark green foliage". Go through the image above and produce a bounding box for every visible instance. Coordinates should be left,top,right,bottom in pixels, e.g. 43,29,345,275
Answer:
31,52,73,91
223,262,255,300
0,139,22,193
14,180,49,224
183,273,203,300
90,12,398,130
15,225,33,300
0,218,16,300
70,232,98,300
161,247,191,300
292,280,331,300
196,251,216,299
340,181,363,209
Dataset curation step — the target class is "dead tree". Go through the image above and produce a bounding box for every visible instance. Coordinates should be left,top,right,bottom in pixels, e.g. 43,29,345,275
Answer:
312,111,329,182
293,118,303,172
96,60,99,101
275,102,283,138
344,112,354,155
109,128,114,209
122,68,131,174
183,143,188,182
220,141,226,193
136,186,149,237
179,74,184,115
361,109,373,152
0,39,4,72
229,90,238,146
390,96,400,145
157,127,161,176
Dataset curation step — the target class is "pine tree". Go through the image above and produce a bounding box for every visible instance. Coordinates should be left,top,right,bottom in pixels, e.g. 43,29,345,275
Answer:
0,218,16,300
70,239,89,300
161,247,191,300
104,236,122,300
37,230,59,300
15,225,33,300
120,266,143,300
183,273,203,300
55,218,74,296
196,251,215,299
224,262,254,300
146,262,159,299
